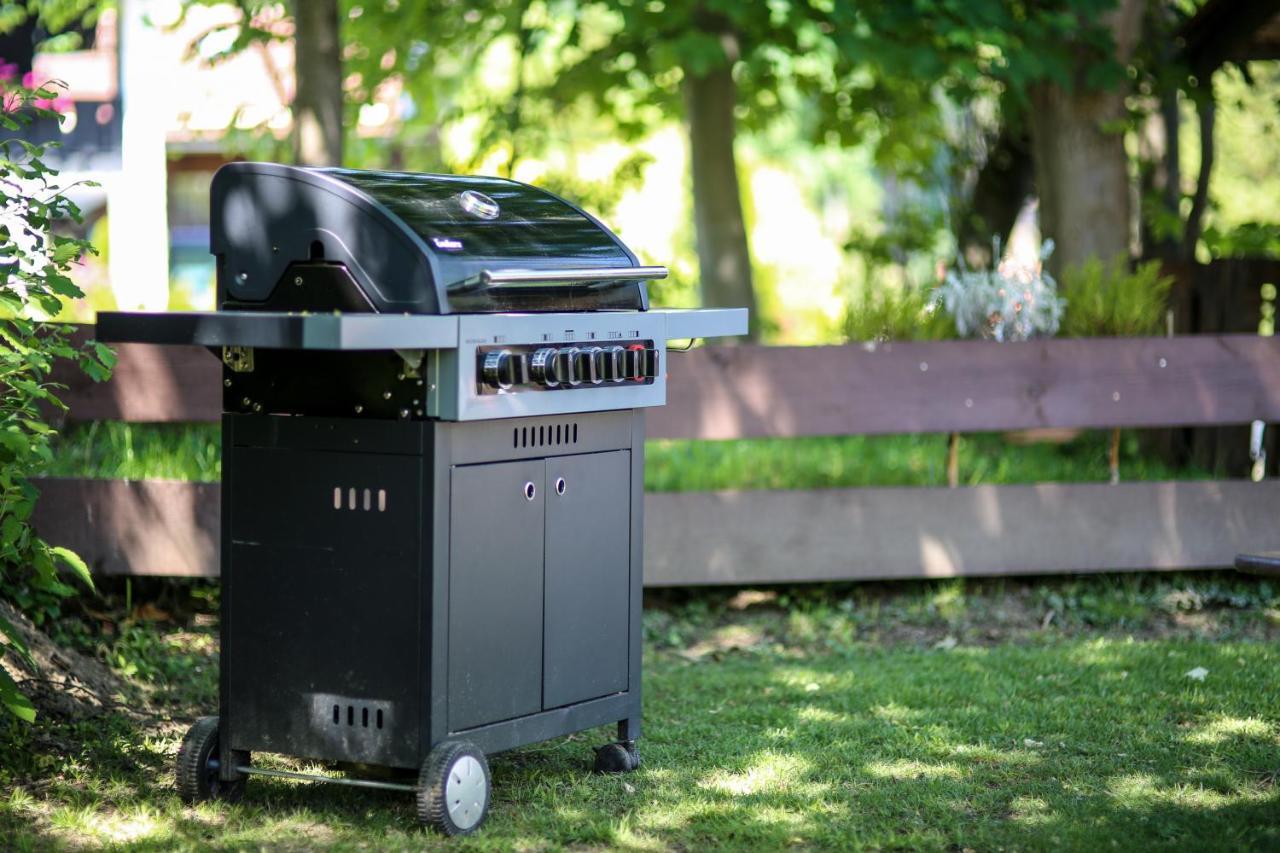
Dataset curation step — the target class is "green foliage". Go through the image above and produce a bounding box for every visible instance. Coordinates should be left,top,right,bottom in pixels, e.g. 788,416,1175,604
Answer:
0,0,106,45
1059,257,1173,337
535,0,1128,194
0,81,114,721
842,283,955,343
1201,222,1280,260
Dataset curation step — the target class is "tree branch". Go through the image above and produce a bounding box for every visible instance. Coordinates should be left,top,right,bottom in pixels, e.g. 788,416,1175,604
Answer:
1183,92,1215,261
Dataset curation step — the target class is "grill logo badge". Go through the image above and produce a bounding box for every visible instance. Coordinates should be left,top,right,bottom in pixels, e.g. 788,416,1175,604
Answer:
458,189,500,220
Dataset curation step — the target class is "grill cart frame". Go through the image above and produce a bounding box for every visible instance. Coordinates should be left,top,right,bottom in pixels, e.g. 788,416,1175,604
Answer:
97,163,744,835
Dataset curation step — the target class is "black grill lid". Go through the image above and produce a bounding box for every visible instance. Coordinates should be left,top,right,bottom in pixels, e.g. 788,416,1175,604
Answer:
211,163,659,314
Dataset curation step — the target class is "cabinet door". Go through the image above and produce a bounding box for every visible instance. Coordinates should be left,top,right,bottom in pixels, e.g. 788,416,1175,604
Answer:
448,459,545,731
543,450,631,708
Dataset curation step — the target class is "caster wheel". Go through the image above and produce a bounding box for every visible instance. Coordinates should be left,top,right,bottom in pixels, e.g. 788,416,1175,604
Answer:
176,716,248,804
417,740,490,836
593,741,640,773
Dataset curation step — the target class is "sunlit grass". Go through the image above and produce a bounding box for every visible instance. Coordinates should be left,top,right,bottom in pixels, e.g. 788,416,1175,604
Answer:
3,575,1277,849
42,422,1208,490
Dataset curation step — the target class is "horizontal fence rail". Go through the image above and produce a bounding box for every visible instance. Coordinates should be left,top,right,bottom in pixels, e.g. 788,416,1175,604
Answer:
53,329,1280,437
40,326,1280,584
31,478,1280,583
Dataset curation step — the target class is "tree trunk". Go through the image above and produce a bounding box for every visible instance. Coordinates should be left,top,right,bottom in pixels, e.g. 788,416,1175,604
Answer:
1027,85,1133,275
1026,0,1144,276
684,64,758,338
292,0,343,167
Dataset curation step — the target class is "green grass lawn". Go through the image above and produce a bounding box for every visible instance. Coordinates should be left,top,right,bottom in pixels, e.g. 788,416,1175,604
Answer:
3,574,1278,850
43,422,1208,489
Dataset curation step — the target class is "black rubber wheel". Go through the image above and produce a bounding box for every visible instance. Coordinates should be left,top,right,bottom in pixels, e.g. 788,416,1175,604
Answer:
176,716,248,804
593,741,639,774
416,740,491,836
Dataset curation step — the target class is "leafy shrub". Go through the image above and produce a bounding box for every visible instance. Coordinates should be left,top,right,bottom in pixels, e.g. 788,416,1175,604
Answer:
934,240,1065,341
1201,222,1280,260
1059,257,1172,337
0,81,114,721
842,283,955,342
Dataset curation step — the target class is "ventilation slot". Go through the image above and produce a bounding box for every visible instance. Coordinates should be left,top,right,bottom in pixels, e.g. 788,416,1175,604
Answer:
512,422,581,449
332,703,386,730
332,486,388,511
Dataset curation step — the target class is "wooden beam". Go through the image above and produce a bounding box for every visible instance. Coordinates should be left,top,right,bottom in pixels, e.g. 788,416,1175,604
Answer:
55,328,1280,438
31,478,1279,584
644,479,1280,585
52,333,220,425
32,478,219,578
652,335,1280,440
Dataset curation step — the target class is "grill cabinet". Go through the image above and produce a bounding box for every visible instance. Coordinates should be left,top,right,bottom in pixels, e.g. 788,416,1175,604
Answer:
97,163,744,835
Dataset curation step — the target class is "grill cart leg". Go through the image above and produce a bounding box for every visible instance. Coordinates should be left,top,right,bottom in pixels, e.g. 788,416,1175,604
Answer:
176,716,249,804
416,740,491,836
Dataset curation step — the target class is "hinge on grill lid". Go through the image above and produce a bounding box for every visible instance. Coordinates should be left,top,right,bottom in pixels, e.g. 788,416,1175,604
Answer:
222,345,254,373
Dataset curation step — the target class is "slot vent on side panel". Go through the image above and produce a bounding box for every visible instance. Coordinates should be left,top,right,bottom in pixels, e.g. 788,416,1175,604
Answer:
512,421,580,449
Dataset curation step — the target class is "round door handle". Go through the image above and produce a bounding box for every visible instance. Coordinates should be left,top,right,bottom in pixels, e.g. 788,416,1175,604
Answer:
554,477,566,496
523,481,536,500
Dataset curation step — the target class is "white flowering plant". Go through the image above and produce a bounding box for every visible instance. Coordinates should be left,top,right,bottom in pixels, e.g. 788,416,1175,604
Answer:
933,239,1065,341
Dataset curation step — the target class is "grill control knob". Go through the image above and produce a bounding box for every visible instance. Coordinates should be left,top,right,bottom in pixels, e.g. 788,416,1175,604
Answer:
555,347,582,387
579,346,605,385
480,350,527,390
641,348,660,379
602,345,627,383
530,347,559,388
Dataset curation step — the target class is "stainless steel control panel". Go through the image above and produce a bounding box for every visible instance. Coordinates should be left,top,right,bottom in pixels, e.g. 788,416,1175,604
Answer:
477,340,658,393
428,312,671,421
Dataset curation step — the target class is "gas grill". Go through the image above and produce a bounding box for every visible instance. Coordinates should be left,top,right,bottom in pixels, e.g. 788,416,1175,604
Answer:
96,162,745,835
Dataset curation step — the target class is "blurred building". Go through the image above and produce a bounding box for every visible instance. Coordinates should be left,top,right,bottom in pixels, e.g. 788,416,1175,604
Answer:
15,0,395,312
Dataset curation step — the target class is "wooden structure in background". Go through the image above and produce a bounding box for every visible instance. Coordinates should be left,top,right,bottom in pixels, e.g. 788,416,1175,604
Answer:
38,331,1280,585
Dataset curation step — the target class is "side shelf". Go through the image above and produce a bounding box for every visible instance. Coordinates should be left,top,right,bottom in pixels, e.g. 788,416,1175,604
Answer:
96,310,460,351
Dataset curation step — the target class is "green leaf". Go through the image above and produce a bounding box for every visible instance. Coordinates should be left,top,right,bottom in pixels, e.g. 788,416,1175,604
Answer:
0,612,33,669
0,666,36,723
51,546,94,592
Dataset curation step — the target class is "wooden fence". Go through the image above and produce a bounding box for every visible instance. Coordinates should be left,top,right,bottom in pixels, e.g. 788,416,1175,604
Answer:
35,331,1280,585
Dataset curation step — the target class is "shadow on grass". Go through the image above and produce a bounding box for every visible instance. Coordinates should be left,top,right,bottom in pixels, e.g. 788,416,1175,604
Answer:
4,636,1277,849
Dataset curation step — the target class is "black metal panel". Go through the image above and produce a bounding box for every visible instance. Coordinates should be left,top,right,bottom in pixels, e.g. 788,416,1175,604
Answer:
224,349,420,420
447,459,545,731
230,414,426,456
224,262,374,313
218,410,644,771
212,163,440,312
323,169,629,261
454,692,639,756
226,444,423,768
543,451,631,708
210,162,643,314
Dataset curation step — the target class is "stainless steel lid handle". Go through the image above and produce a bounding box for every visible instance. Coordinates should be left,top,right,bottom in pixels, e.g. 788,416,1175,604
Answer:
450,266,668,291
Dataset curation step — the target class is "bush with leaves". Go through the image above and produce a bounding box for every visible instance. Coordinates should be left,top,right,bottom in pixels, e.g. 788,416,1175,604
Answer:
1059,257,1173,338
843,282,956,343
0,81,114,722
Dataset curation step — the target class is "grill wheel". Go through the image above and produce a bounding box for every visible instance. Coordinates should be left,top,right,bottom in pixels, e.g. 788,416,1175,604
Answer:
176,716,249,804
416,740,491,835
